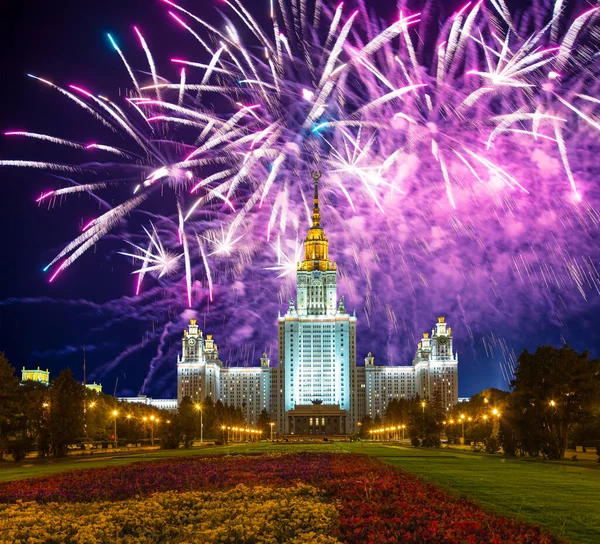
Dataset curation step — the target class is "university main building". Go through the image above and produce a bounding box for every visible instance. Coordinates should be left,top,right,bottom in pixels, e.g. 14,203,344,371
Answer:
177,176,458,434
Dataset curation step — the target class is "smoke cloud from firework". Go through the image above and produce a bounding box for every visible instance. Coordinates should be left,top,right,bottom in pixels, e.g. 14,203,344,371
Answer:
2,0,600,395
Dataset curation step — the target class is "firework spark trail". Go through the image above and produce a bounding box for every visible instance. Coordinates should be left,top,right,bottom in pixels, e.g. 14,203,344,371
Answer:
2,0,600,393
140,321,173,394
107,33,141,93
198,236,214,302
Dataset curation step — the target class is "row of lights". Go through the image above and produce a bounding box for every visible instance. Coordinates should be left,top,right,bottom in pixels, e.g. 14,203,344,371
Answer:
88,401,171,424
443,409,501,425
370,425,407,439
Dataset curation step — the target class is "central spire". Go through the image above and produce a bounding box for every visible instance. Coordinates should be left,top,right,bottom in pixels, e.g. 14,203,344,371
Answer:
299,171,336,272
312,175,321,227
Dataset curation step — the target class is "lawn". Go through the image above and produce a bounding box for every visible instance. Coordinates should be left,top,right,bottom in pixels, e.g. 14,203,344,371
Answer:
342,442,600,544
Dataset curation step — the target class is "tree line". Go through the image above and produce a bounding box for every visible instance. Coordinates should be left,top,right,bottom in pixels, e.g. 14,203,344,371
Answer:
0,353,272,461
361,345,600,460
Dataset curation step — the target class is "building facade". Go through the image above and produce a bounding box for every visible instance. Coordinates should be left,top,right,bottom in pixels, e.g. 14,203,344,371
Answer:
118,395,178,411
21,367,50,385
176,175,458,433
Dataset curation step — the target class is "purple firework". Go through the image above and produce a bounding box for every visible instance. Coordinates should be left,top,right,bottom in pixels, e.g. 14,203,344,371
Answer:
2,0,600,392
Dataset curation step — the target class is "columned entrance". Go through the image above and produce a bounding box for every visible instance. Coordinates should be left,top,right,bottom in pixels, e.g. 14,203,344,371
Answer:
287,404,347,435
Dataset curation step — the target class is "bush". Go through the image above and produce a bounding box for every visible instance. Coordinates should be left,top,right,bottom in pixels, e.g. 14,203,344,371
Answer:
471,442,485,453
8,437,32,463
485,437,500,454
422,435,440,448
410,436,421,447
160,436,180,450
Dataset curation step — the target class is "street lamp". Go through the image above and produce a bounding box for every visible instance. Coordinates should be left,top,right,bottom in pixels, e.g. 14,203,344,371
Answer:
421,401,426,442
149,415,156,446
269,422,275,442
194,403,203,444
459,414,466,444
112,409,118,449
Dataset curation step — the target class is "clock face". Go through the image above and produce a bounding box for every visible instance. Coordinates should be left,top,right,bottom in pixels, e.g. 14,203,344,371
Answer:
438,336,448,346
188,338,196,346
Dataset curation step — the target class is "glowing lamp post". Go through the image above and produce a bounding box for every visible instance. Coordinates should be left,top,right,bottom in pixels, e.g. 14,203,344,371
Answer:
491,408,501,439
150,415,156,446
269,422,275,442
459,414,466,445
195,403,203,444
421,401,426,442
112,409,118,449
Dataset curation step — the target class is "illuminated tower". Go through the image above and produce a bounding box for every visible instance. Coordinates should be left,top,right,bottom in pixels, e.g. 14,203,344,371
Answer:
278,172,357,433
177,318,222,403
413,317,458,410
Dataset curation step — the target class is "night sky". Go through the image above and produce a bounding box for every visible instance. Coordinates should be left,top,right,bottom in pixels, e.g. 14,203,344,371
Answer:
1,0,599,399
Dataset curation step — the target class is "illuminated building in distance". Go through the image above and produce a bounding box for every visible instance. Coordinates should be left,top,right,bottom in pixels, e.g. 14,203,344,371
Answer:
175,174,458,432
21,367,50,385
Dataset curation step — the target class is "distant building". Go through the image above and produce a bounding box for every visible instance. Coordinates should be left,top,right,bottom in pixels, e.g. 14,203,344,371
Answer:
21,367,49,385
85,382,102,393
177,321,270,425
118,395,177,412
175,174,459,433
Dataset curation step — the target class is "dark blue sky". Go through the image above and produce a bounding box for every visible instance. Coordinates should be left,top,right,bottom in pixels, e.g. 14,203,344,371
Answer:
0,0,598,399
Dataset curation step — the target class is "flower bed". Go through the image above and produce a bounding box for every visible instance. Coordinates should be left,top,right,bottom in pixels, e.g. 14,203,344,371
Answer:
0,484,339,544
0,453,561,543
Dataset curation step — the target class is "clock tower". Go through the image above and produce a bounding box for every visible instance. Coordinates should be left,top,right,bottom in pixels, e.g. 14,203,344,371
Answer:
177,318,222,403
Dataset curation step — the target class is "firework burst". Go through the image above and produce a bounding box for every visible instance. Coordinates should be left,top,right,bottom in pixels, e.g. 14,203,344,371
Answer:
3,0,600,389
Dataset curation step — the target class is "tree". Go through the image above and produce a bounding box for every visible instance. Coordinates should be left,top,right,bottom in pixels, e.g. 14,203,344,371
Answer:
158,415,181,449
179,396,196,448
508,345,600,459
358,415,372,439
201,396,215,438
48,369,85,457
17,380,49,460
257,408,271,440
0,354,23,460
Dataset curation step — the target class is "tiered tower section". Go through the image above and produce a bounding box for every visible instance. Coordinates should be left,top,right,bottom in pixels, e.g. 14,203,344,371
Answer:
279,173,357,432
177,319,222,403
413,317,458,410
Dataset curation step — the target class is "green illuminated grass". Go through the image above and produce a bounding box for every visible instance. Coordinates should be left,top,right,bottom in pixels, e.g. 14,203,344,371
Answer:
341,442,600,544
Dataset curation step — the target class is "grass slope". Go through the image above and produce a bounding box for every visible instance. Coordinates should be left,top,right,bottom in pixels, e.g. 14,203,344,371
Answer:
342,443,600,544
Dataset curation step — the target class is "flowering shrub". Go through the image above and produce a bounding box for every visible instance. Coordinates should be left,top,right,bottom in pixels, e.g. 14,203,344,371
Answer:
0,453,561,543
0,484,339,543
